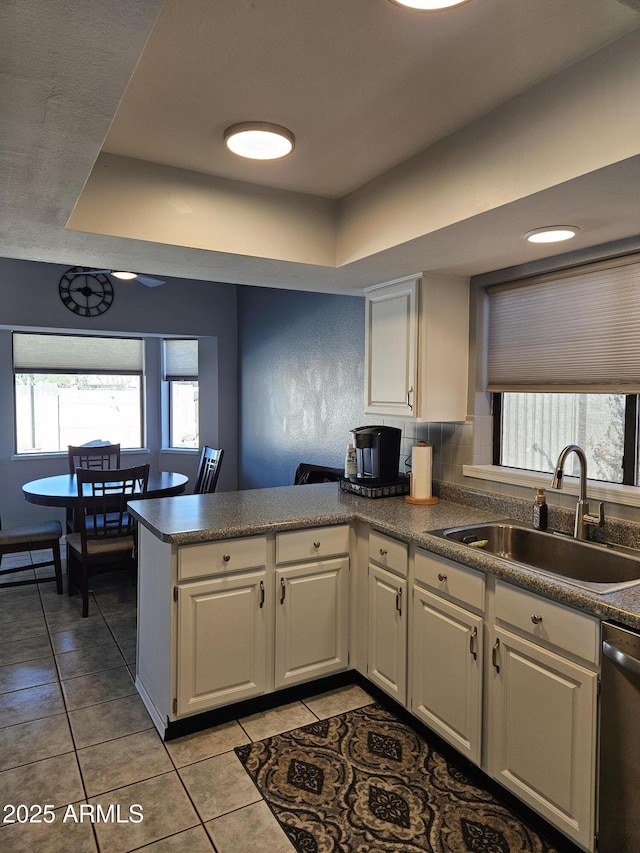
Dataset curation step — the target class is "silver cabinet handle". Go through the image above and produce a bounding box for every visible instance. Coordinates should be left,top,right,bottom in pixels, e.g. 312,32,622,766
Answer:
280,577,286,604
313,541,321,549
222,554,230,563
437,572,447,582
407,386,413,411
379,548,387,557
395,587,402,614
259,580,265,609
469,626,478,661
531,613,543,625
492,638,500,673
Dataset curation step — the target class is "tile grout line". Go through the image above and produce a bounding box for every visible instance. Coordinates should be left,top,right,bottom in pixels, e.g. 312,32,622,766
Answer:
2,565,181,851
60,569,177,852
173,766,218,851
37,557,101,852
0,550,99,848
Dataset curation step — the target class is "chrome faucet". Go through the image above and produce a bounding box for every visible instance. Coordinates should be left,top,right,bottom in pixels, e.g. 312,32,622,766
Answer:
551,444,605,540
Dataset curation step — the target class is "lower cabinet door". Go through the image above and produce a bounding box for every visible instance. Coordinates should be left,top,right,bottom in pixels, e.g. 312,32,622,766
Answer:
411,586,483,765
487,626,597,851
368,564,407,704
177,571,267,716
275,558,349,689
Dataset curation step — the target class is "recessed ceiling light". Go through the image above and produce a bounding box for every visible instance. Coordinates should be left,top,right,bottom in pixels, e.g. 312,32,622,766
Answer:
524,226,579,244
388,0,472,10
224,122,295,160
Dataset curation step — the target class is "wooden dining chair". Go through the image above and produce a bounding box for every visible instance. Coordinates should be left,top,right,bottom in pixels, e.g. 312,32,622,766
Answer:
194,446,224,494
0,516,63,593
66,443,121,532
66,464,149,617
67,443,121,474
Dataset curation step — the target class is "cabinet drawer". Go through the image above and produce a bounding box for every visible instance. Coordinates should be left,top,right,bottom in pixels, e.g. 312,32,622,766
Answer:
414,549,485,613
178,536,267,581
276,525,349,565
369,530,408,578
495,580,600,665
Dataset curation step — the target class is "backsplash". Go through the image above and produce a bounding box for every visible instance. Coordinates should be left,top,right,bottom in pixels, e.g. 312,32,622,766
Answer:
371,416,475,484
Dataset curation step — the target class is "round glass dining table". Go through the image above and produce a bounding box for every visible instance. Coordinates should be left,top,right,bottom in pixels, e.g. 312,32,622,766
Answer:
22,471,189,508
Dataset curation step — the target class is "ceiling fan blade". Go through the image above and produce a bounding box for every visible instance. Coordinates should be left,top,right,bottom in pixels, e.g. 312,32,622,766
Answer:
63,267,113,278
136,274,165,287
63,267,165,286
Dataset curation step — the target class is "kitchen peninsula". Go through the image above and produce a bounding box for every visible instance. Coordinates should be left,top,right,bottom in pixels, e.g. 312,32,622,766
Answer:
130,481,640,630
129,481,640,853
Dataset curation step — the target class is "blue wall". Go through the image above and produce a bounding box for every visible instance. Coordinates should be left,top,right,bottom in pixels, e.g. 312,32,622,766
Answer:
238,286,365,489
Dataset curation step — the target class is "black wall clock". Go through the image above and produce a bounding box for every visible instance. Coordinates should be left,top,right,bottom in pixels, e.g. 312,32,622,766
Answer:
58,267,114,317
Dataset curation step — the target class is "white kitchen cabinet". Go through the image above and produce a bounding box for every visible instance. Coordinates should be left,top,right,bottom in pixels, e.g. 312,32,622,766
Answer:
274,525,350,690
368,564,407,703
366,530,408,704
275,558,349,689
411,586,483,765
410,548,484,765
178,536,268,581
174,535,269,718
137,524,351,732
365,276,418,417
135,529,270,733
177,570,267,716
487,582,599,852
364,273,469,421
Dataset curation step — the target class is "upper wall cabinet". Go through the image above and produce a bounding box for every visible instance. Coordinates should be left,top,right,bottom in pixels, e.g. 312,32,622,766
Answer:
364,274,469,421
365,276,418,418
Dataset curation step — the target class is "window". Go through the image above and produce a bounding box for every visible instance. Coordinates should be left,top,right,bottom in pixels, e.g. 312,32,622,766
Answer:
13,333,143,454
496,392,631,484
487,255,640,486
163,339,199,449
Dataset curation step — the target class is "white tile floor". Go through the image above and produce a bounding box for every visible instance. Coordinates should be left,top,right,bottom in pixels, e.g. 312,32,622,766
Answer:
0,551,374,852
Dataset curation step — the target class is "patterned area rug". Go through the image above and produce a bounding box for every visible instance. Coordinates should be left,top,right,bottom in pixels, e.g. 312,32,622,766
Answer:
236,703,564,853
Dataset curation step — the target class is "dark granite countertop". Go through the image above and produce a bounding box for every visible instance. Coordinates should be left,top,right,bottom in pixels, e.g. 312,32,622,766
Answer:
129,482,640,631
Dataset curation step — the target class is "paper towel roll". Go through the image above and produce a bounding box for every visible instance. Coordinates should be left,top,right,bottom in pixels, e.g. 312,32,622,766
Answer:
411,443,432,500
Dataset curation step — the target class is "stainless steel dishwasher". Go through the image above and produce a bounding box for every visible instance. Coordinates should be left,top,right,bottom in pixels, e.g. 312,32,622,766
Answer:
599,621,640,852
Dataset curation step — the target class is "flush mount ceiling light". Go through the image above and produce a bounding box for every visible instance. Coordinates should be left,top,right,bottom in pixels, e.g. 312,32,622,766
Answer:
524,226,579,244
111,271,137,280
224,122,295,160
388,0,473,10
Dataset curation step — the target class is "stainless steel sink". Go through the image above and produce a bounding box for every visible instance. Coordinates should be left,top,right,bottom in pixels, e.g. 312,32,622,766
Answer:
429,520,640,594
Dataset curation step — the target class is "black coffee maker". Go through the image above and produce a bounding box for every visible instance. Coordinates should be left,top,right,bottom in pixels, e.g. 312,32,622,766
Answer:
350,425,401,484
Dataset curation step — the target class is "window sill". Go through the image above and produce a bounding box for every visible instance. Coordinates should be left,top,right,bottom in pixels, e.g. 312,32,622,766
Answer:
13,448,149,460
463,464,640,509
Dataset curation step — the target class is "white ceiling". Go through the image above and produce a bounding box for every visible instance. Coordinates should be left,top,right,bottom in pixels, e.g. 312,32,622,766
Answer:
102,0,637,199
3,0,640,294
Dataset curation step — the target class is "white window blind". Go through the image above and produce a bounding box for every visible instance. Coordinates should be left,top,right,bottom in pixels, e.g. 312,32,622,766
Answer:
13,333,143,374
487,255,640,392
163,339,198,381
